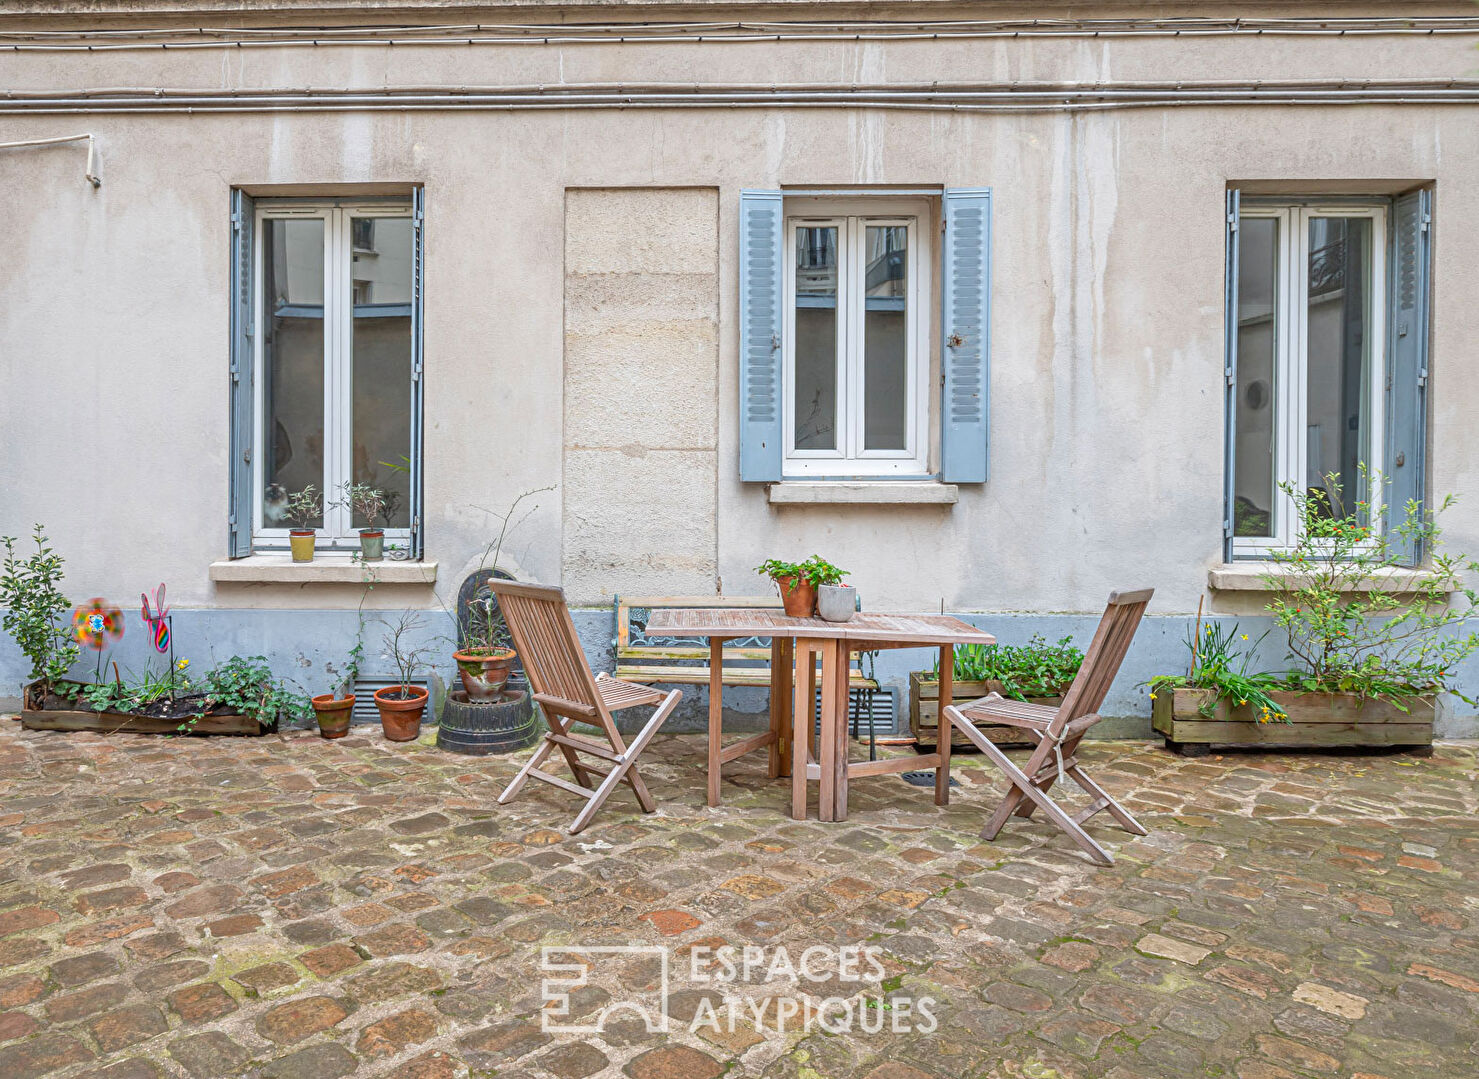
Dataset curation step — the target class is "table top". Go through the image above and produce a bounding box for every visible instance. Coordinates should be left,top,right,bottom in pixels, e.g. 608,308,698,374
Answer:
646,608,994,646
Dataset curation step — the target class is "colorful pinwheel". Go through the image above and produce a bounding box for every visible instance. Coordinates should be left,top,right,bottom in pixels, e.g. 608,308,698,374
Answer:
141,584,170,654
73,598,124,651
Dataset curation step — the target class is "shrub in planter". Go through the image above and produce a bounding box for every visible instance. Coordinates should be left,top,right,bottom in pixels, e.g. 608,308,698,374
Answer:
1151,478,1479,755
281,485,321,563
1,525,80,698
911,635,1084,748
756,555,847,618
375,611,435,742
336,482,395,562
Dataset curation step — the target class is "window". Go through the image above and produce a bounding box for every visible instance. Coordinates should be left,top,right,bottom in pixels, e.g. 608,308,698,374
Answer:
739,188,991,486
1225,189,1431,563
229,193,424,557
784,203,929,475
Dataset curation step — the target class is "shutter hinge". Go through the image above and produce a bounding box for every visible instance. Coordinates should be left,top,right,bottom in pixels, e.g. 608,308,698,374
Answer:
1223,516,1234,540
1418,365,1429,387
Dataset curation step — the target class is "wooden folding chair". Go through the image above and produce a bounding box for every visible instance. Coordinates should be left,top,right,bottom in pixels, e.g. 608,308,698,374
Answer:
491,581,682,835
941,588,1154,866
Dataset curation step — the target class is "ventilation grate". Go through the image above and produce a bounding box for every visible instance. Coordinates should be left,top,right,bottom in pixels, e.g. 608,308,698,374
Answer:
352,678,429,727
804,685,899,738
900,770,959,789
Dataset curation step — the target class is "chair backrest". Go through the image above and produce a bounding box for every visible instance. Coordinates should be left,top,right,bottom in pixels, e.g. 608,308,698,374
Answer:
1050,588,1154,735
489,580,604,720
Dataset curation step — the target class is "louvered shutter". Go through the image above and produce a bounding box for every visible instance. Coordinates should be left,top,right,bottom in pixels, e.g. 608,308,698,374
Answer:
1223,189,1241,562
409,187,426,559
941,188,993,482
1384,189,1431,565
228,189,255,558
739,190,784,481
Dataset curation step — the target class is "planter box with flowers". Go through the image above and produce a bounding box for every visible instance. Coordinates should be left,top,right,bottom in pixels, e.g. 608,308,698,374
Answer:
910,635,1083,748
1149,479,1475,756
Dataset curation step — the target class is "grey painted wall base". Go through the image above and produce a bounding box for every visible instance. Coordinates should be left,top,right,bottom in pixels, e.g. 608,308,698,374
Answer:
4,608,1477,739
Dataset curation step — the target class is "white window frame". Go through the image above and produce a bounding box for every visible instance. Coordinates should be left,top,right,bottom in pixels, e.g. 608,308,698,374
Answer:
782,199,930,477
252,200,415,552
1234,202,1387,556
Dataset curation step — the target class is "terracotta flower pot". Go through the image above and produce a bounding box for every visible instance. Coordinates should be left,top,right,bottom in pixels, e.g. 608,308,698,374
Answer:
289,530,316,563
453,648,518,701
774,575,817,618
373,685,428,742
311,693,354,739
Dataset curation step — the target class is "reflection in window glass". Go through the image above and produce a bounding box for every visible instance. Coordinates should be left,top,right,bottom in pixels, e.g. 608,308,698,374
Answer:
1233,217,1278,538
1305,216,1372,524
262,218,325,529
350,217,413,528
794,226,838,451
863,225,909,451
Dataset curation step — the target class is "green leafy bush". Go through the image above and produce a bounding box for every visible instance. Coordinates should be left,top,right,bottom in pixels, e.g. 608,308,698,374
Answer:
932,634,1084,701
756,555,849,592
1,525,80,693
203,657,312,727
1147,622,1288,723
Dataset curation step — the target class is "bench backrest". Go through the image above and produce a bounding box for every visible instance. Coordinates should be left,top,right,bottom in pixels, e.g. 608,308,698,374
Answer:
613,595,782,664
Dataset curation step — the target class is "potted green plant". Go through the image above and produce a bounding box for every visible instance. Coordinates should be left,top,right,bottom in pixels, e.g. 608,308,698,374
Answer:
373,611,434,742
282,485,321,563
1151,478,1479,755
312,633,361,739
1,525,80,702
336,482,390,562
453,596,518,701
910,635,1084,748
756,555,848,618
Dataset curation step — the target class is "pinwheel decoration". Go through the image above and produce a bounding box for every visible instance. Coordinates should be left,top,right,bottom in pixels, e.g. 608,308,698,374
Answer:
73,599,124,651
141,584,170,654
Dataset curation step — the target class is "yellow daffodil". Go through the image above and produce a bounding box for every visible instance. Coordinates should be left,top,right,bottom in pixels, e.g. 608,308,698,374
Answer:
177,659,189,669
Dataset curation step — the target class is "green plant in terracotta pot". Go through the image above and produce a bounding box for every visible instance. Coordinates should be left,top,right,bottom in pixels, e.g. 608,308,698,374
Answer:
756,555,848,618
281,485,321,563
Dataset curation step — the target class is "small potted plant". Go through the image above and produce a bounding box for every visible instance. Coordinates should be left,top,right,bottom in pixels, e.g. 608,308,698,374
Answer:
453,593,518,701
312,634,361,739
373,612,433,742
756,555,848,618
810,558,854,622
282,485,321,563
336,482,390,562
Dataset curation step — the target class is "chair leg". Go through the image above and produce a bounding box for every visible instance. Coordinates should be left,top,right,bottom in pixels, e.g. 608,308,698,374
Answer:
1066,765,1148,836
499,736,558,805
568,690,680,835
942,706,1114,867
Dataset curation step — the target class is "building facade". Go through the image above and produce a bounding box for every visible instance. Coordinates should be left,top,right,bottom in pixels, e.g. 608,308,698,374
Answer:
2,3,1476,734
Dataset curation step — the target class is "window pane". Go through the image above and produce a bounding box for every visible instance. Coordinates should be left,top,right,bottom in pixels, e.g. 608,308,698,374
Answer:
794,226,838,451
1233,217,1278,537
350,216,413,529
262,218,325,529
1306,217,1372,524
863,225,909,451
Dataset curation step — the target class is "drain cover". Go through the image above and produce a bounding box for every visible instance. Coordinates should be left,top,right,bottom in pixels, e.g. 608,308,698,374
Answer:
900,770,959,788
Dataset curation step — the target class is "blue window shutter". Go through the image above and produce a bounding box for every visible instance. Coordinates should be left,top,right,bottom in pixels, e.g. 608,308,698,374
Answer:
1223,188,1241,562
739,189,783,481
1385,188,1431,566
410,187,426,559
941,188,992,482
228,189,255,558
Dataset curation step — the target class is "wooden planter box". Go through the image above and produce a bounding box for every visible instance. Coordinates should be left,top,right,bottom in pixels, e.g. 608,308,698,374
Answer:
908,672,1063,749
1152,687,1434,756
20,681,268,736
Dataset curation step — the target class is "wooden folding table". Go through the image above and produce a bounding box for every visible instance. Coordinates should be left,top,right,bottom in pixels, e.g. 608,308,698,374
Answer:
645,609,994,822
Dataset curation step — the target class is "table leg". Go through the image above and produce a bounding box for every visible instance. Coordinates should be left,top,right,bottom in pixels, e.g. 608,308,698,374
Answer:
707,636,726,807
790,639,813,820
771,637,792,778
831,640,851,820
818,639,847,822
935,644,953,807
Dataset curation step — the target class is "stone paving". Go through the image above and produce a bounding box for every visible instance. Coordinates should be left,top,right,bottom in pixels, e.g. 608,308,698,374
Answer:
0,722,1476,1079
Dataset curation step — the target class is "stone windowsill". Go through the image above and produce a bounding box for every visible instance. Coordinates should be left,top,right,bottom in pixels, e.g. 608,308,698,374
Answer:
209,555,438,585
1208,563,1452,593
767,481,959,505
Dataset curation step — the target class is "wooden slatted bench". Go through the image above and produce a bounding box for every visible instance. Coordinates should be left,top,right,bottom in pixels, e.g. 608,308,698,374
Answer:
613,595,880,695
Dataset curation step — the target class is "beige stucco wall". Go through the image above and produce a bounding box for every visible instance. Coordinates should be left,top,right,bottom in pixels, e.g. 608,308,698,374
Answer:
1,11,1477,629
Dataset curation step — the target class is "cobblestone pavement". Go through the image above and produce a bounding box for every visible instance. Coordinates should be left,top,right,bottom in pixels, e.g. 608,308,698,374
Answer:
0,723,1476,1079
